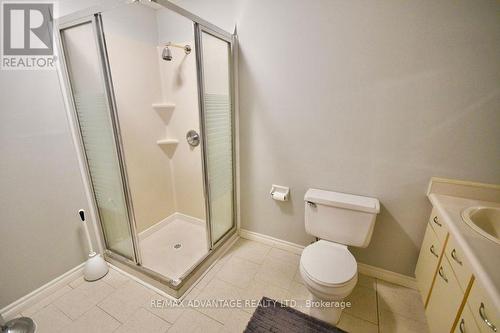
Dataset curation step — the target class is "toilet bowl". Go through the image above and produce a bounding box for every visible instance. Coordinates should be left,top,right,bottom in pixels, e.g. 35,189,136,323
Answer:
300,189,380,325
300,240,358,324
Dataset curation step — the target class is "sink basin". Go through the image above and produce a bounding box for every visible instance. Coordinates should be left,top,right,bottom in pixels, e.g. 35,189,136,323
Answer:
462,206,500,245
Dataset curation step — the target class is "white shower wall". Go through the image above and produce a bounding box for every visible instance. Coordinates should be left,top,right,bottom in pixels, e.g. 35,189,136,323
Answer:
102,5,206,233
102,5,177,233
156,8,207,222
157,43,206,221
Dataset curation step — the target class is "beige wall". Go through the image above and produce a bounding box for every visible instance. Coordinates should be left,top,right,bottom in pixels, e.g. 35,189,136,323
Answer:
172,0,500,276
102,5,177,232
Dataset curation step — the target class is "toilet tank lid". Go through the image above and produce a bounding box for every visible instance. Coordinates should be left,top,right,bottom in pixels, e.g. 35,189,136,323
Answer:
304,189,380,214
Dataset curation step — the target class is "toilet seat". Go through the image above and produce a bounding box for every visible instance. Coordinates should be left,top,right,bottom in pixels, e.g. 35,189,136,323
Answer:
300,240,357,287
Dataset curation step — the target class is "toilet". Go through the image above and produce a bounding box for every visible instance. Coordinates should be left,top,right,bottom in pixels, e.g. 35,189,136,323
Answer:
300,188,380,324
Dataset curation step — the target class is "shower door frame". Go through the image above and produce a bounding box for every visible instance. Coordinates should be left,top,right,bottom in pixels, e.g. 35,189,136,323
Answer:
56,0,239,295
194,23,238,249
56,14,142,266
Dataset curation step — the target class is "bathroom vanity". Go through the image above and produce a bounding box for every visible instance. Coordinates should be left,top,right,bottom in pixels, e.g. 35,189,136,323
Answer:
415,178,500,333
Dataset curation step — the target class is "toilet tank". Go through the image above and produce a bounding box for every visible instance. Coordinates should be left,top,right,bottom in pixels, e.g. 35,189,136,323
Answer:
304,189,380,248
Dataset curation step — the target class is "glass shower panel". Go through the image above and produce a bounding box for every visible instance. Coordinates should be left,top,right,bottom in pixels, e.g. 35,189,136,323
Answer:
200,31,234,244
100,5,209,280
61,22,135,260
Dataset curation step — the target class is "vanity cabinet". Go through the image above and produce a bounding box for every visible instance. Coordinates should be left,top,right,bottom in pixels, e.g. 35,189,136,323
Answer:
415,222,444,304
429,208,448,245
416,207,499,333
467,282,499,333
444,235,473,293
425,256,465,332
454,303,480,333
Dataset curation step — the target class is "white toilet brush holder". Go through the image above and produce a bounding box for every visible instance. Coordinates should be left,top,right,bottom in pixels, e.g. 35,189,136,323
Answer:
78,209,109,281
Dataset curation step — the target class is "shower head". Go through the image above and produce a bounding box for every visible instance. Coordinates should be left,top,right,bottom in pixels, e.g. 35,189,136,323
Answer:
162,46,172,61
160,42,191,61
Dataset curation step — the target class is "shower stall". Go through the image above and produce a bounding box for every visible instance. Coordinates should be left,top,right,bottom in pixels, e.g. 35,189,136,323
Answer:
56,0,238,297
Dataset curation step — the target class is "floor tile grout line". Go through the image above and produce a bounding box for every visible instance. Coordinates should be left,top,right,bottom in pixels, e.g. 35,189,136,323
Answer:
96,302,126,325
54,304,74,323
192,307,226,326
21,284,74,318
140,304,178,326
28,302,74,328
342,310,379,326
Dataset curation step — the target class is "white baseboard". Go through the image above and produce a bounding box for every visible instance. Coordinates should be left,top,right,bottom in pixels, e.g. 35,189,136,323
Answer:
238,228,417,290
0,263,85,320
139,212,205,241
238,229,305,254
357,262,417,289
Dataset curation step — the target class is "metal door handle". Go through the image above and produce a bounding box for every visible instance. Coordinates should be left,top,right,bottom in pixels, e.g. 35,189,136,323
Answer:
479,303,497,332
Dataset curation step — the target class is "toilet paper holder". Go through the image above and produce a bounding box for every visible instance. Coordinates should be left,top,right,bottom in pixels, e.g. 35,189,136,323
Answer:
270,184,290,201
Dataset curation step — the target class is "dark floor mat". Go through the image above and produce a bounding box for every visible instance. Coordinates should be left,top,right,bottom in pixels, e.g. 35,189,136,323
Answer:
244,297,348,333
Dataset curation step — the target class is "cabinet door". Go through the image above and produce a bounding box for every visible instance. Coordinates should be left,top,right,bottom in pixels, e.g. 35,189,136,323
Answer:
445,235,473,293
454,303,480,333
468,282,499,333
415,222,443,304
425,256,464,333
429,207,448,245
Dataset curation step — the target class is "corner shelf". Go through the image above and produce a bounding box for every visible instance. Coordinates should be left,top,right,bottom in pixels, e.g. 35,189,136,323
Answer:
154,102,177,151
156,139,179,146
152,103,175,111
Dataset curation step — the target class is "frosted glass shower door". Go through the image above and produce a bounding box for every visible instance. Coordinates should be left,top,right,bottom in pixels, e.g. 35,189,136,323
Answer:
60,20,135,260
198,29,235,245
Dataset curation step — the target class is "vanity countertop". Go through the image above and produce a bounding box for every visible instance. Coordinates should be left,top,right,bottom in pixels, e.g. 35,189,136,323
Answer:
428,193,500,310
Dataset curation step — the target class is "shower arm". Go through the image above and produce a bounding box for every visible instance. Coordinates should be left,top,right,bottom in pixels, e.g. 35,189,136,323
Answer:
163,42,192,54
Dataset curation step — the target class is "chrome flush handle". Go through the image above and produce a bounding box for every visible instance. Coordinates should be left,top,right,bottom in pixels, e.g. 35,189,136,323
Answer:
307,201,317,208
433,216,442,227
479,303,497,332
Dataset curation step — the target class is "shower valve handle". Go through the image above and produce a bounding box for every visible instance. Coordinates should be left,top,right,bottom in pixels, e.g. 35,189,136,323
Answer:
186,130,200,147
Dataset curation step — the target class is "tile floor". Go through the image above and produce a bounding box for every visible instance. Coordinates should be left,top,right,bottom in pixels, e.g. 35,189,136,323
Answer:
20,238,429,333
140,218,207,280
